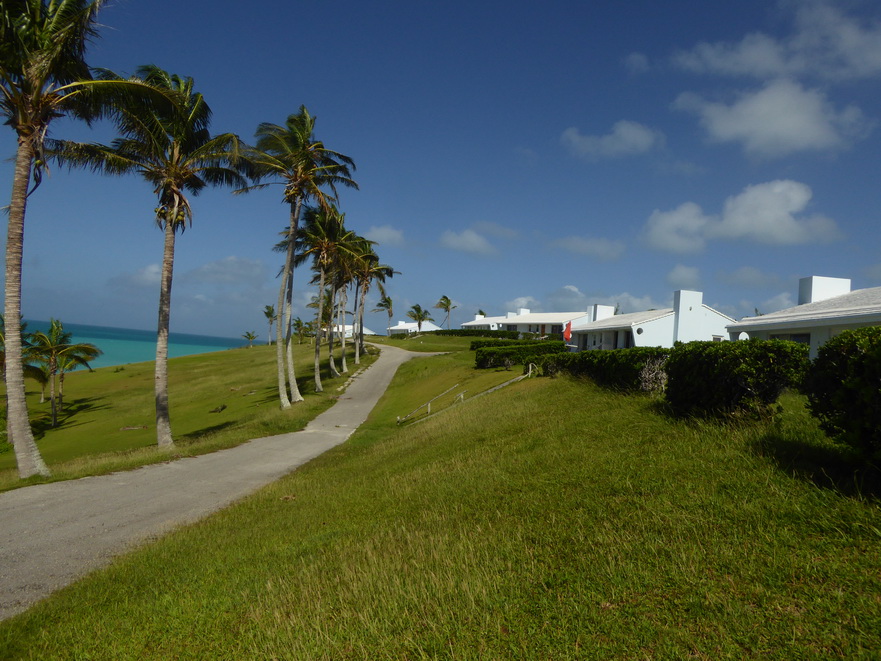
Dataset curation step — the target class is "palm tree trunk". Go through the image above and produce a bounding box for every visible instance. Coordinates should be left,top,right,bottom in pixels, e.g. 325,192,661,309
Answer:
275,258,292,409
284,259,303,403
4,137,50,478
327,285,340,378
313,268,326,393
49,369,57,429
352,279,361,365
154,219,176,447
339,286,348,374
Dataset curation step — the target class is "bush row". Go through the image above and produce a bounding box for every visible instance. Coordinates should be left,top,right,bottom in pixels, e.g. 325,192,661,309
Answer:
804,326,881,459
535,347,670,392
475,341,567,369
469,338,544,351
431,329,520,339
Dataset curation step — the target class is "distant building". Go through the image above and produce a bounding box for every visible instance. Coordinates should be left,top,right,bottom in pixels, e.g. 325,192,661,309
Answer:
571,290,733,350
333,324,378,339
727,276,881,358
461,307,614,337
387,320,443,335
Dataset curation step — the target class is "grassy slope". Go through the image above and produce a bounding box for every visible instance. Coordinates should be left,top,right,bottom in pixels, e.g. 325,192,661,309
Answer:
0,342,377,489
0,353,878,659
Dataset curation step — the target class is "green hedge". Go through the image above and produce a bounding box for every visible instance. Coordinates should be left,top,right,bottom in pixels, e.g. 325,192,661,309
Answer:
535,347,669,392
469,338,544,351
431,329,520,339
665,340,809,418
803,326,881,459
475,341,567,369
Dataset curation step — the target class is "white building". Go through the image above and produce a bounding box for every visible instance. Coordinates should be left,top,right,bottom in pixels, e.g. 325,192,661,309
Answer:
461,306,615,337
571,290,733,351
727,276,881,358
387,319,443,335
333,324,379,339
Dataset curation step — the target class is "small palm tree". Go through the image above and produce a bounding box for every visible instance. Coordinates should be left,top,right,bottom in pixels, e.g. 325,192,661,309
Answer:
373,295,394,336
27,319,101,427
434,295,457,330
263,305,275,345
55,66,249,447
242,331,258,348
406,304,434,333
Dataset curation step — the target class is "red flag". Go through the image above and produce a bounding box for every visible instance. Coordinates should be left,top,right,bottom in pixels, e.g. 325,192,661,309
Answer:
563,320,572,342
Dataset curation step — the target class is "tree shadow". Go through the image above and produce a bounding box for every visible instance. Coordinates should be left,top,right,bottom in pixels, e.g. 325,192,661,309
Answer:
31,397,111,438
176,422,236,445
751,431,880,501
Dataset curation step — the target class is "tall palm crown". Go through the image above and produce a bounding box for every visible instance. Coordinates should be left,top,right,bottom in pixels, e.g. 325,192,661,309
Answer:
240,106,357,408
55,65,249,447
1,0,119,478
406,304,434,333
435,295,457,329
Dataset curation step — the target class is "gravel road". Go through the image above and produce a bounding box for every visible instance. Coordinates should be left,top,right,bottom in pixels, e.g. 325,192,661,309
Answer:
0,343,422,621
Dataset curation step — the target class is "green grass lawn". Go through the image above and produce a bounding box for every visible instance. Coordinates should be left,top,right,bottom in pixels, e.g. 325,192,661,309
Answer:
0,341,378,490
0,357,878,659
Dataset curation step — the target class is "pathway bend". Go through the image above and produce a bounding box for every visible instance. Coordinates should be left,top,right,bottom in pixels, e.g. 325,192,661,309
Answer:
0,343,425,621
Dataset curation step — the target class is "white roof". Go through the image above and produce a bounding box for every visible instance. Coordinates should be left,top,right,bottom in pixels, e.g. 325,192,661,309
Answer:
461,315,507,327
728,286,881,331
464,311,590,326
572,308,673,332
387,320,443,332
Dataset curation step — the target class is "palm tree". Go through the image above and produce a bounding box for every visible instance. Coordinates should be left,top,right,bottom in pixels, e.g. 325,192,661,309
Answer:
27,319,101,427
350,239,397,363
434,295,457,330
0,0,153,478
406,304,434,333
373,295,394,337
242,331,258,348
263,305,275,345
299,205,358,392
54,65,249,447
237,107,357,409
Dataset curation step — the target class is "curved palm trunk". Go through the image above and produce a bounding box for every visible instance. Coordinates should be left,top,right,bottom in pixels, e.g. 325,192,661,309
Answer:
327,285,340,378
49,365,58,428
155,220,176,447
284,260,303,402
356,279,369,362
313,268,326,392
5,139,50,478
339,286,348,374
275,259,292,409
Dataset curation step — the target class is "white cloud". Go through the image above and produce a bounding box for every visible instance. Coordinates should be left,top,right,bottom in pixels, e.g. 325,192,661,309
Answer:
592,292,665,314
642,180,841,253
673,2,881,81
546,285,589,311
182,256,267,287
549,235,625,261
643,202,709,254
504,295,541,312
761,291,797,314
674,78,869,158
472,221,519,240
718,266,782,289
666,264,701,289
109,263,161,290
440,228,496,255
364,224,404,247
561,120,665,160
623,51,650,74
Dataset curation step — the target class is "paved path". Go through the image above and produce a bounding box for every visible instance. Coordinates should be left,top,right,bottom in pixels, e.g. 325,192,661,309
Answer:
0,344,423,621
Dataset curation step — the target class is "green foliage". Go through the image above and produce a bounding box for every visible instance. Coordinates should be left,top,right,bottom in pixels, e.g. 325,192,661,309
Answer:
431,329,520,339
665,340,809,418
475,341,566,368
804,327,881,459
469,338,543,351
536,347,670,392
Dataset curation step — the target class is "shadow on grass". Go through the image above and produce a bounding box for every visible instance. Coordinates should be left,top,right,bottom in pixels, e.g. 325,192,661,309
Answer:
31,397,110,439
751,431,881,501
176,422,237,445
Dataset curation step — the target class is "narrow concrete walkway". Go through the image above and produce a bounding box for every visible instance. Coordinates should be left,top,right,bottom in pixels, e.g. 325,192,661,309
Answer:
0,344,423,621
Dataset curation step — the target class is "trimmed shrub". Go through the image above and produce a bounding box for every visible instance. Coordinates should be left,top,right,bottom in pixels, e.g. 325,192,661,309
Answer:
803,326,881,459
431,329,520,339
470,338,544,351
536,347,669,392
475,341,566,369
665,340,809,418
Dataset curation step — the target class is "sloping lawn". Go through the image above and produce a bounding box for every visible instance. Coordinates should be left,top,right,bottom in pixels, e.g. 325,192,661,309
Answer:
0,371,877,659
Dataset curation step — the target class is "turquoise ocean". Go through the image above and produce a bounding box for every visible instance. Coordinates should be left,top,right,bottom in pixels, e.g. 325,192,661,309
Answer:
24,320,248,369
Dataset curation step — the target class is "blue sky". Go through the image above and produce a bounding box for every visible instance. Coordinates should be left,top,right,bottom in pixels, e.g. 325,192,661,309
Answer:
2,0,880,338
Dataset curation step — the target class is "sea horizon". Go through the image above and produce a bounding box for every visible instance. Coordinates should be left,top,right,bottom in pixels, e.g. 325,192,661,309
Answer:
23,319,249,369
